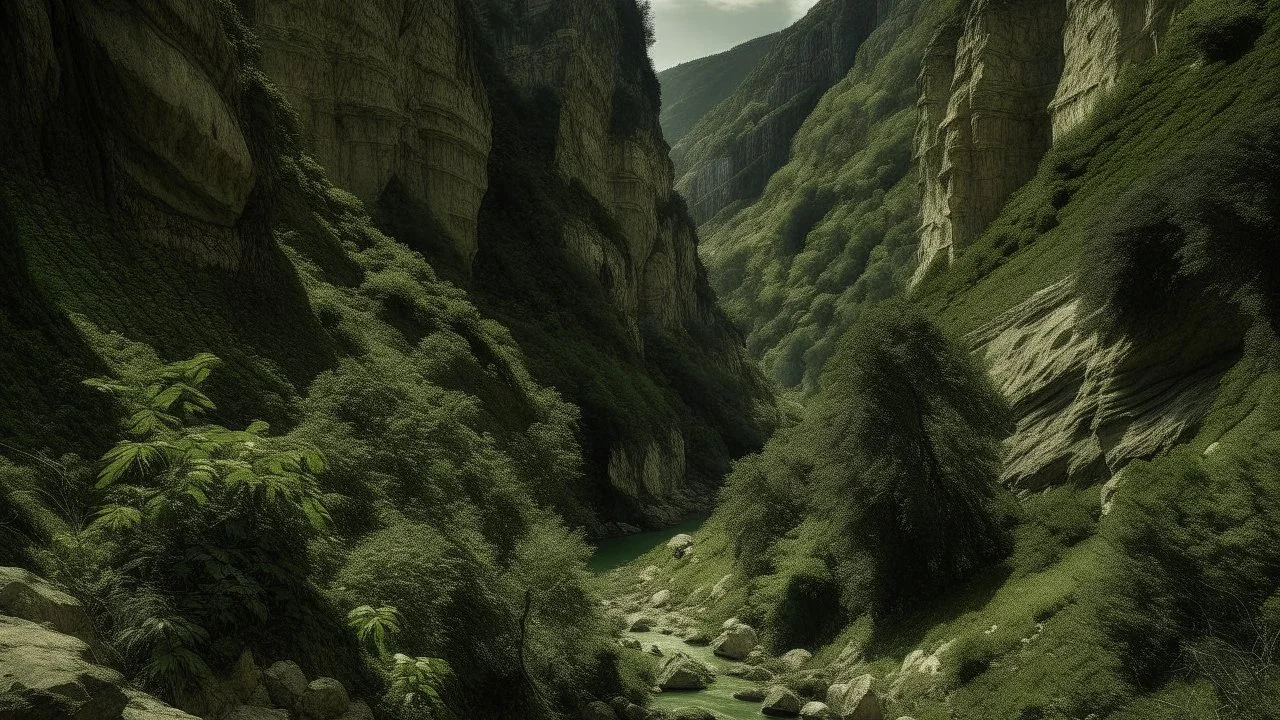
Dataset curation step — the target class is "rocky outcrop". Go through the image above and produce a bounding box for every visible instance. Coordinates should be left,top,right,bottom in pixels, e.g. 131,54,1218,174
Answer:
0,566,96,642
1050,0,1182,139
711,622,759,661
914,0,1067,283
914,0,1182,283
969,278,1243,490
673,0,885,225
1,0,255,267
656,655,715,691
250,0,491,265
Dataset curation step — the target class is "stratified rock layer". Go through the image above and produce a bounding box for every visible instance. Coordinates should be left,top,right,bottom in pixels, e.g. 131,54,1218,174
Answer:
252,0,491,265
969,279,1242,491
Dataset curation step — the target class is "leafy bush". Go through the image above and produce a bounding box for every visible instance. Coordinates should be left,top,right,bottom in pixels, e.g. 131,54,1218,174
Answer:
1099,439,1280,717
1182,0,1266,61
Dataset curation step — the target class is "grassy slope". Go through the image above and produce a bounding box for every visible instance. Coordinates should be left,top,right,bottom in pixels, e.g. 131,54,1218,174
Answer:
658,32,780,146
698,0,952,390
621,2,1280,718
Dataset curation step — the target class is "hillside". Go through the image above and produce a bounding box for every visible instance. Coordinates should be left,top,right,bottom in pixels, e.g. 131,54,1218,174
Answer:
0,1,770,719
658,32,780,145
606,1,1280,719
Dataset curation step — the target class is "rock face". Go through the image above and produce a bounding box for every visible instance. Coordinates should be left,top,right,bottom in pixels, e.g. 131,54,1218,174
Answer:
914,0,1068,284
673,0,885,224
483,0,772,517
968,278,1242,490
1,0,256,267
914,0,1181,283
1050,0,1181,139
250,0,491,266
711,622,759,661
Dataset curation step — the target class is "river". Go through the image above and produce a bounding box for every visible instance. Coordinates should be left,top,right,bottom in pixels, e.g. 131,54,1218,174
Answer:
591,520,762,720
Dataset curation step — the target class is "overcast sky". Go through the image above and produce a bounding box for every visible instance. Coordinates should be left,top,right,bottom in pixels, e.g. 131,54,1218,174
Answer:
649,0,821,71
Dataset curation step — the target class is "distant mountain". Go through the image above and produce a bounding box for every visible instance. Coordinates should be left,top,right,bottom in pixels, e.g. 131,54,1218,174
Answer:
658,32,780,145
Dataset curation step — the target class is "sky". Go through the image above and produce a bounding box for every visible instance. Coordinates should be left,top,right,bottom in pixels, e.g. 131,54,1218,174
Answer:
649,0,821,71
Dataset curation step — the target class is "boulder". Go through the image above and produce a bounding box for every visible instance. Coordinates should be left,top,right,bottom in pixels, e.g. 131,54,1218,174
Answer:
800,701,833,719
299,677,349,719
656,656,715,691
826,675,882,720
650,590,671,607
223,707,289,720
721,617,740,629
741,665,774,682
666,534,694,558
780,648,813,671
711,623,758,661
648,644,664,656
263,660,308,709
582,700,619,720
683,631,711,646
122,690,203,720
621,638,642,650
745,648,767,665
336,702,375,720
0,565,95,641
629,617,654,632
732,687,766,702
0,615,128,720
761,686,803,716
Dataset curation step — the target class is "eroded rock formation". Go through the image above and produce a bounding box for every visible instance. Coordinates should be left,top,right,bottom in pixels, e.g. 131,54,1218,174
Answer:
914,0,1183,283
969,278,1242,491
914,0,1068,284
250,0,492,265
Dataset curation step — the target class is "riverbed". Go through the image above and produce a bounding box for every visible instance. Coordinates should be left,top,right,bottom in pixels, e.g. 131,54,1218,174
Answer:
591,520,763,720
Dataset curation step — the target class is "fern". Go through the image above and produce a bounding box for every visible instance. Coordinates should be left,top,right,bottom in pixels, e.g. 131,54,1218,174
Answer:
347,604,401,655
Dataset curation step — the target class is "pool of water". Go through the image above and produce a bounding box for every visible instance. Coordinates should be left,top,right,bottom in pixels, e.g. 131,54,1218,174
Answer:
587,516,707,573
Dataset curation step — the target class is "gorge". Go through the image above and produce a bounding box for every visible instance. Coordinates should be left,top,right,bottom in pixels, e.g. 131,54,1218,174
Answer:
3,0,1279,719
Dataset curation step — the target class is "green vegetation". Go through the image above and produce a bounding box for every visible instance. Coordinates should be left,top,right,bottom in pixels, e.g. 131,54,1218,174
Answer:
699,0,954,390
658,32,780,145
712,303,1014,648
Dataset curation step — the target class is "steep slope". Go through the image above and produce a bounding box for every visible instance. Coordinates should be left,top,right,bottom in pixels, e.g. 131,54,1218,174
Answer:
671,0,889,225
0,1,768,718
658,32,780,146
699,0,950,390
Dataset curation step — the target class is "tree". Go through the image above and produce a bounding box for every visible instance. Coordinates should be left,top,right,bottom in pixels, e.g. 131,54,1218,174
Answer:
804,302,1015,615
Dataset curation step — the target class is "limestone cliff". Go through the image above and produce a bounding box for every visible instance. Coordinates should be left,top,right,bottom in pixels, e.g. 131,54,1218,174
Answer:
913,0,1183,283
2,0,256,268
250,0,492,266
472,0,772,523
0,0,770,529
913,0,1068,284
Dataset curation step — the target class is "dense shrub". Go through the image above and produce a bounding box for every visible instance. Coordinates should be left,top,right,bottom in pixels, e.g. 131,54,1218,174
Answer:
1099,439,1280,716
1182,0,1266,61
716,302,1015,646
1078,111,1280,339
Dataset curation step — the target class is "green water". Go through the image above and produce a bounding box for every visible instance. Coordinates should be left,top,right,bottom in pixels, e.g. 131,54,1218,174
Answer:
591,518,763,720
587,516,707,573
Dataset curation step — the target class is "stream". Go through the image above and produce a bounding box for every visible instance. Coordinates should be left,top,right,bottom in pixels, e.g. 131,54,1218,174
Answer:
591,520,761,720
